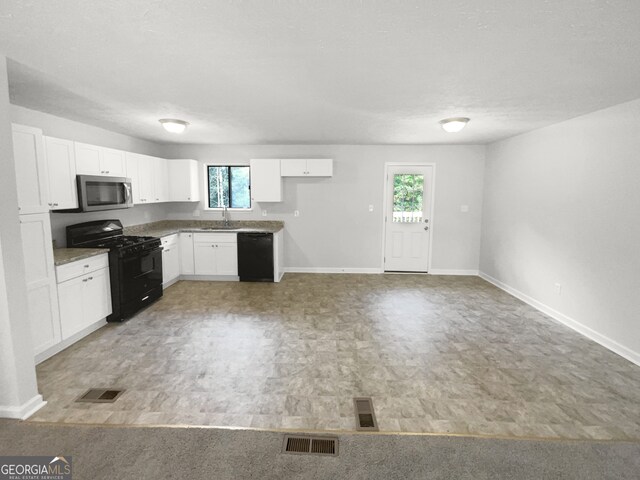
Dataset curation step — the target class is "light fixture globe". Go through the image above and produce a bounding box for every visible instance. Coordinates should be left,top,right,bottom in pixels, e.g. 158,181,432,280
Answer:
159,118,189,134
439,117,470,133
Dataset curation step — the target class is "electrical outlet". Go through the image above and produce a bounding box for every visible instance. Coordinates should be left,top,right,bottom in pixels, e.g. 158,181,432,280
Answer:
262,210,267,217
460,205,469,213
554,283,562,295
294,210,300,217
369,205,374,212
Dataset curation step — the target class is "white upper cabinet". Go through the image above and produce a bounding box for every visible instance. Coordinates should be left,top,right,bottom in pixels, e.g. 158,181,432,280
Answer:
44,136,78,210
12,124,49,214
125,152,142,204
153,157,169,202
168,159,200,202
250,158,282,202
125,153,168,204
137,154,155,203
75,142,127,177
280,158,333,177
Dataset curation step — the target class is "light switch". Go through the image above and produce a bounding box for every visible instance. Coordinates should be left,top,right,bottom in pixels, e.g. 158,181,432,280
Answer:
294,210,300,217
262,210,267,217
460,205,469,213
368,205,374,212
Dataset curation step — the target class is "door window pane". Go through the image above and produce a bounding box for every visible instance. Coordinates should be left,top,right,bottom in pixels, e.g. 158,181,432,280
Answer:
393,174,423,223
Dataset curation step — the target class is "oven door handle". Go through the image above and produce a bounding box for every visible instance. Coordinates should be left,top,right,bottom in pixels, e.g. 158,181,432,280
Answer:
133,269,155,278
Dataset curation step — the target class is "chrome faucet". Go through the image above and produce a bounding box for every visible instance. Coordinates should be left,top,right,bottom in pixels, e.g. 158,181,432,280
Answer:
222,205,230,227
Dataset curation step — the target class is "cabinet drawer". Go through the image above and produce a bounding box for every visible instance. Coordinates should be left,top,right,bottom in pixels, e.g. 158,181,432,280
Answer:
193,233,237,244
161,234,179,247
56,253,109,283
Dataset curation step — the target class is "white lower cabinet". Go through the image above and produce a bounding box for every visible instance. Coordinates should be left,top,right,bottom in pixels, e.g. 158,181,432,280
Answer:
193,233,238,276
162,234,180,286
20,213,61,356
56,254,111,341
179,233,195,275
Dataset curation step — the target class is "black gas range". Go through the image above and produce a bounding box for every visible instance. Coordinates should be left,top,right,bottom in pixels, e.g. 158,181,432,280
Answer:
66,220,163,322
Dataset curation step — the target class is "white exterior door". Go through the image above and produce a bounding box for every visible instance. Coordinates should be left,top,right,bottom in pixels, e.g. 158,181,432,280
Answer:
384,164,433,272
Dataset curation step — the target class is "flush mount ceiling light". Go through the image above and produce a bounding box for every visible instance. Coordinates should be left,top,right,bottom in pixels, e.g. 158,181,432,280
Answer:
439,117,470,133
159,118,189,134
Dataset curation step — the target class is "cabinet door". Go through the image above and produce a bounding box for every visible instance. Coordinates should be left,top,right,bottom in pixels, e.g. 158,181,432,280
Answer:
83,267,112,324
74,142,102,175
125,152,141,204
280,158,306,177
161,235,180,284
168,159,200,202
137,155,154,204
306,158,333,177
194,242,217,275
179,233,195,275
250,158,282,202
162,245,180,285
153,157,169,202
58,275,85,339
12,124,49,214
44,136,78,210
20,213,61,354
215,243,238,275
101,147,127,177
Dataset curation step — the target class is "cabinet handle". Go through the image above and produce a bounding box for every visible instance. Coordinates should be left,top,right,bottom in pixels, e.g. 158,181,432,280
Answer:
83,278,88,282
53,203,59,206
84,264,90,268
105,171,109,174
48,202,52,206
88,276,93,280
165,249,170,252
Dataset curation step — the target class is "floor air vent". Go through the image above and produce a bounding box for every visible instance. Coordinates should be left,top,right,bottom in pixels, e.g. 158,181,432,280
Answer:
76,388,125,403
283,435,338,456
354,397,379,431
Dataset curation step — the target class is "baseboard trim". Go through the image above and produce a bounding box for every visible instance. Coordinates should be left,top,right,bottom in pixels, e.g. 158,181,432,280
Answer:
0,394,46,420
283,267,384,274
35,318,107,365
479,271,640,367
429,269,479,276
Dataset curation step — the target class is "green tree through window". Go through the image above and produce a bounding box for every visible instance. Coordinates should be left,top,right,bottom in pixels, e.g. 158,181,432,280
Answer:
207,166,251,209
393,174,424,222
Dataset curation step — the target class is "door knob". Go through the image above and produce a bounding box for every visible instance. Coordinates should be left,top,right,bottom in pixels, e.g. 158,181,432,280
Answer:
424,226,429,231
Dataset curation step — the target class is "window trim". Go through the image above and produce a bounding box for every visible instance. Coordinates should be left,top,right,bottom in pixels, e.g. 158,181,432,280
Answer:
203,163,253,211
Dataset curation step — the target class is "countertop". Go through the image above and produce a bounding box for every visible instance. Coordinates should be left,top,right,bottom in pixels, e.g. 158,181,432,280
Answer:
123,220,284,238
53,248,110,266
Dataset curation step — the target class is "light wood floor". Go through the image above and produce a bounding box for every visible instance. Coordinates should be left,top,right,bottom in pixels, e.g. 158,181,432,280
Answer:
31,274,640,440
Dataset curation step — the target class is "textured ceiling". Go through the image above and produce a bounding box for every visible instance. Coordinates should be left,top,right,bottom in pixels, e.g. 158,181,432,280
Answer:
1,1,640,145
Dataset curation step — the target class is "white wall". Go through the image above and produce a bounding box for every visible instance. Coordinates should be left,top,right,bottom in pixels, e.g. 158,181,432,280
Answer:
10,105,169,246
162,144,485,272
0,56,42,418
480,98,640,364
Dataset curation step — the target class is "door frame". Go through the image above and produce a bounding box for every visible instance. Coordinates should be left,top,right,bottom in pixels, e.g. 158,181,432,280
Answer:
381,162,436,273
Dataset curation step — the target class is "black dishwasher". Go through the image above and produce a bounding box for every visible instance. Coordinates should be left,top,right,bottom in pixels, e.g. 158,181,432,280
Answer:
237,232,274,282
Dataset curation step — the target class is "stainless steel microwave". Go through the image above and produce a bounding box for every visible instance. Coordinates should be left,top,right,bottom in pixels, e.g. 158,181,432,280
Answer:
76,175,133,212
